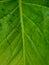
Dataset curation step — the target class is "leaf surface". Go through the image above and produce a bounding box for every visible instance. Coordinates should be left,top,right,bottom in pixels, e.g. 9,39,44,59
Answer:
0,0,49,65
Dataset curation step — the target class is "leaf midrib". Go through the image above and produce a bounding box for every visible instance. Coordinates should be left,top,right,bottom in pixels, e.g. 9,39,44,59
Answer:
19,0,25,65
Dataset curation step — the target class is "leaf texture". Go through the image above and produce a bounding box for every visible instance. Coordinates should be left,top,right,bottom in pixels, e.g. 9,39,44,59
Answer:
0,0,49,65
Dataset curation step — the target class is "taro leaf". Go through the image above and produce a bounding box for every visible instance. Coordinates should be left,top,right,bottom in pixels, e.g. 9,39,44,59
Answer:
0,0,49,65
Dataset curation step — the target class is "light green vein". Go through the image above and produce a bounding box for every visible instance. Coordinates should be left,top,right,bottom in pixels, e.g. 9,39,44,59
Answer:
23,14,42,35
0,31,21,57
19,0,25,65
25,32,46,65
0,6,18,20
22,1,49,9
7,47,22,65
0,21,20,56
0,19,19,44
23,14,48,44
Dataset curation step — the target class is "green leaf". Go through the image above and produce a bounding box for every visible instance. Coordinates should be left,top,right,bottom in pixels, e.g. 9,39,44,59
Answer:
0,0,49,65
